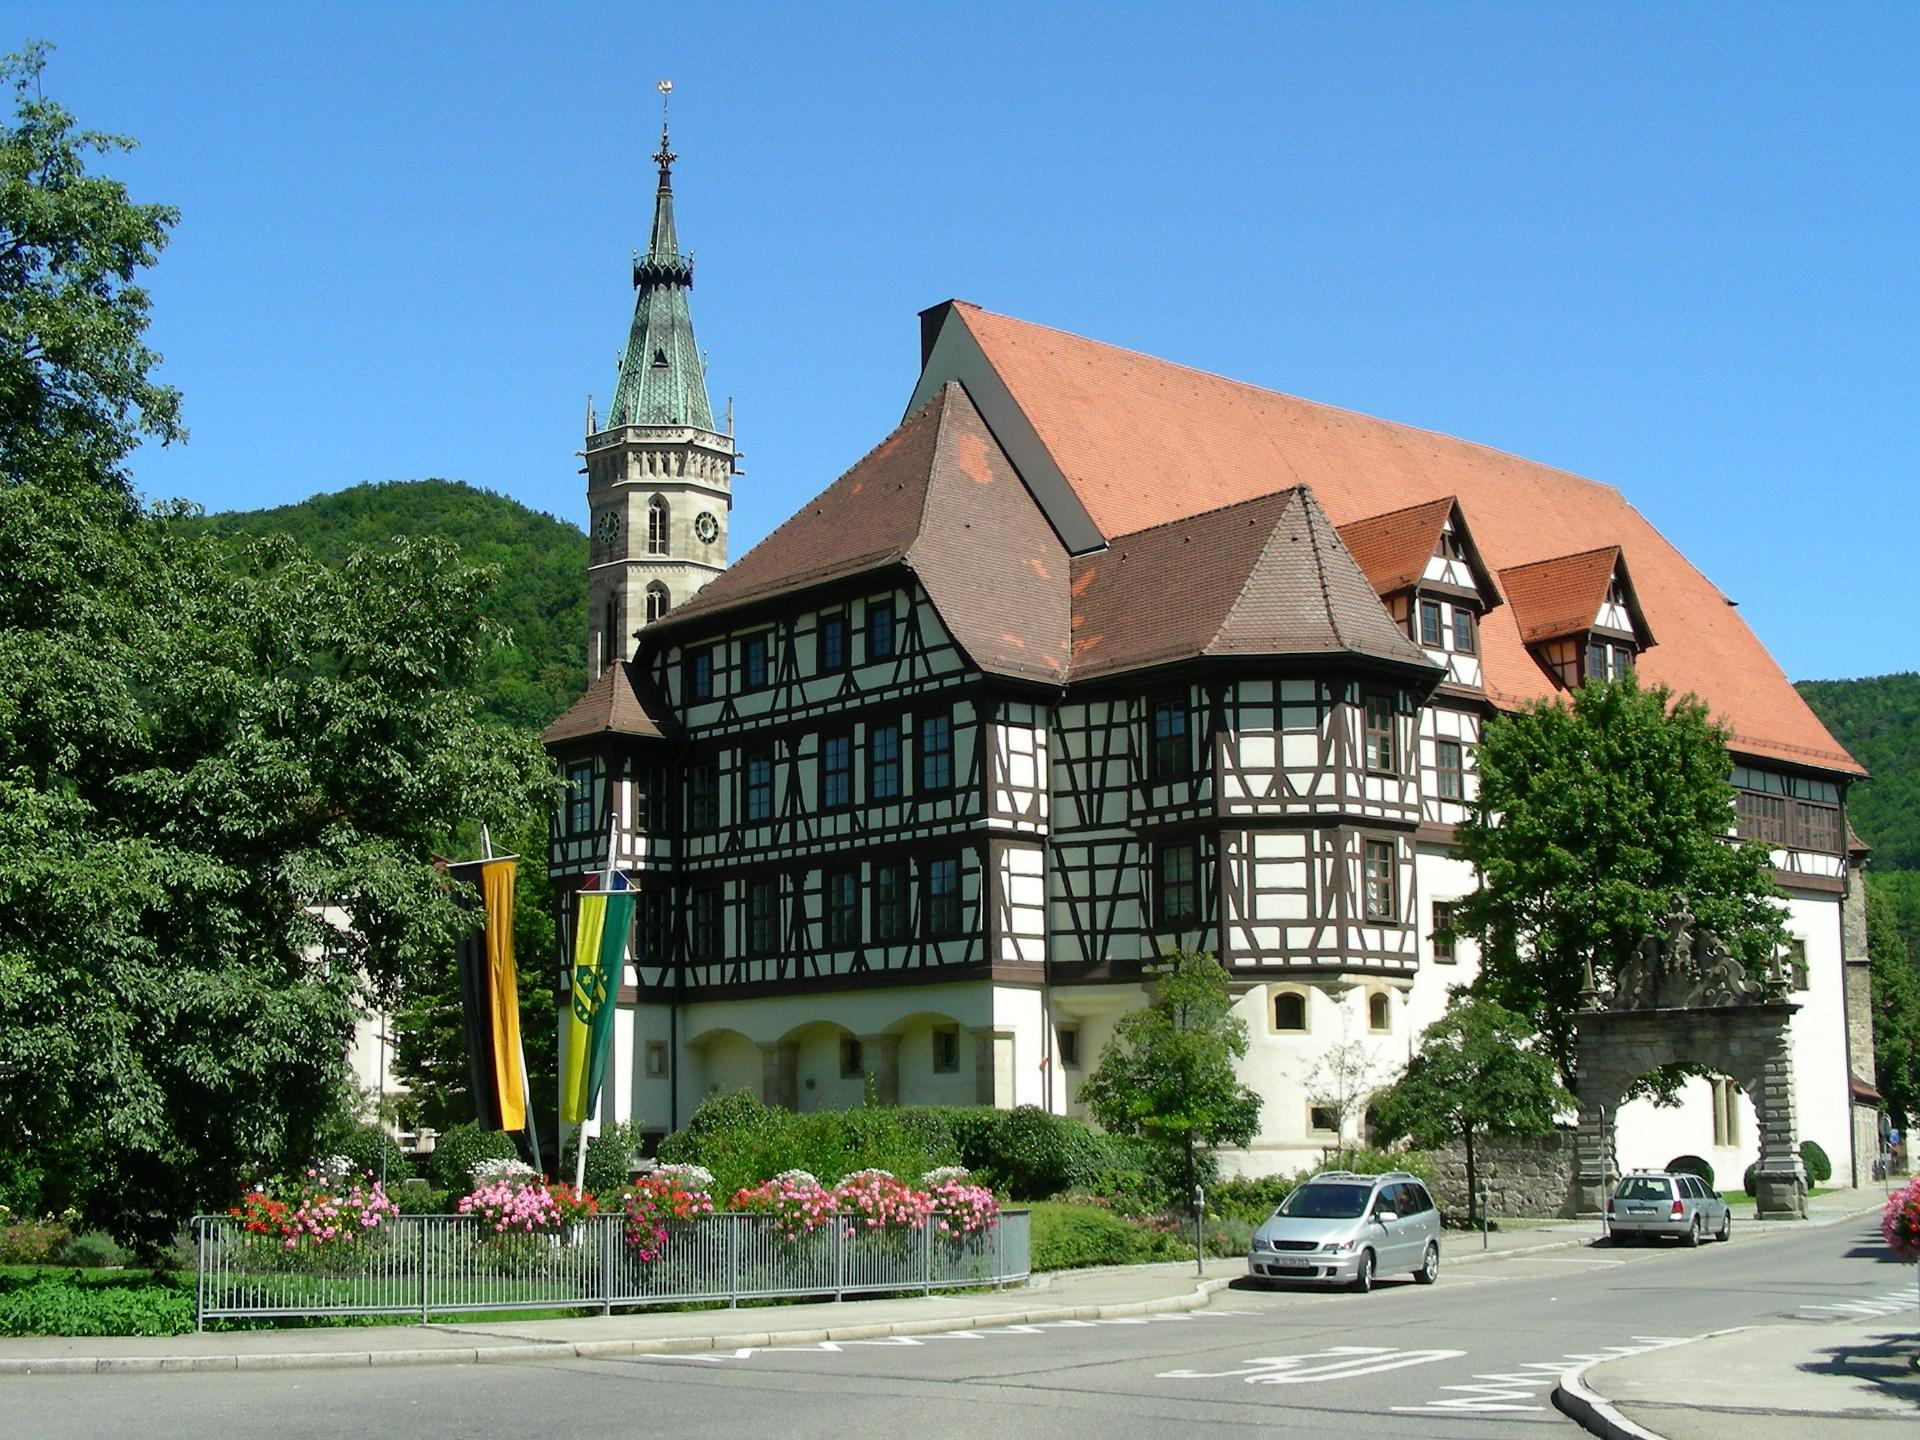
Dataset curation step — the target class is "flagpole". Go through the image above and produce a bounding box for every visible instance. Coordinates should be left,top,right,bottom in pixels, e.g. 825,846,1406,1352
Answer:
481,823,544,1178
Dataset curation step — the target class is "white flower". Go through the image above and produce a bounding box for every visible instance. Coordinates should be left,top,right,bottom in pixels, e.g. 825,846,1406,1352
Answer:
470,1157,535,1183
772,1169,821,1188
650,1163,715,1191
922,1166,972,1187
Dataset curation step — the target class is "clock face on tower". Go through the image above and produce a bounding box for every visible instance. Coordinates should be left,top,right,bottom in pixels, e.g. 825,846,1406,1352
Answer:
694,511,720,544
597,509,620,544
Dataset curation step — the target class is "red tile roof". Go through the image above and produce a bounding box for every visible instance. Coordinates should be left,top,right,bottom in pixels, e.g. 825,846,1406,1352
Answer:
1336,497,1458,598
542,659,680,745
1071,490,1437,681
948,303,1861,775
1499,546,1639,644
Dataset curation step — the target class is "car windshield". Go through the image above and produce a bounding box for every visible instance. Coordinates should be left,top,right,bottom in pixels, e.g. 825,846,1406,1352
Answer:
1277,1184,1372,1219
1615,1177,1671,1201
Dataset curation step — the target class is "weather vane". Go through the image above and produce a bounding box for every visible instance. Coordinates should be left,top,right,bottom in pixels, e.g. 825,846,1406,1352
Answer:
654,78,676,172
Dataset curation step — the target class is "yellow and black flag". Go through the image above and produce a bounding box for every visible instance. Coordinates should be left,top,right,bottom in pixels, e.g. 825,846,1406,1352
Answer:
452,857,526,1133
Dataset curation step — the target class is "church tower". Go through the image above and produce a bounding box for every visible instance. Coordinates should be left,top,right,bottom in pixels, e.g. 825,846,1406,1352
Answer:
583,85,734,682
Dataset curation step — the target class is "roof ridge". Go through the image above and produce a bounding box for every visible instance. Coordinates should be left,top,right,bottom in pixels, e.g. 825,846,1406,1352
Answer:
1499,542,1622,576
1108,485,1304,543
1207,490,1310,654
904,381,960,567
1298,490,1351,654
964,303,1626,500
1339,493,1457,528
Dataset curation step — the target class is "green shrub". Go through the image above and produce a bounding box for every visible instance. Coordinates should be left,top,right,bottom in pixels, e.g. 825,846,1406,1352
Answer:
390,1183,456,1216
1209,1175,1296,1225
1800,1140,1832,1185
54,1231,127,1268
559,1120,646,1198
322,1118,416,1186
1029,1202,1136,1270
1743,1161,1757,1197
657,1094,956,1198
425,1123,523,1192
1666,1154,1715,1189
0,1275,193,1337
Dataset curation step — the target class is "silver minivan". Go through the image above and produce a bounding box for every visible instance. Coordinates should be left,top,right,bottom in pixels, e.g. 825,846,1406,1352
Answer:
1247,1171,1443,1293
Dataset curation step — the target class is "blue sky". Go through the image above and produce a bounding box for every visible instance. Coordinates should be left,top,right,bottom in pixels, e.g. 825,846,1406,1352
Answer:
13,2,1917,682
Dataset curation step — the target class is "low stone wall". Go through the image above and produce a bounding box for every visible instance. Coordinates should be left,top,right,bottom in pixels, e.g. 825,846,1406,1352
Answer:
1429,1129,1578,1219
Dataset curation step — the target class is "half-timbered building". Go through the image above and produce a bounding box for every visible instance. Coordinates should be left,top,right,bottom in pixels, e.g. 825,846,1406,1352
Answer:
544,136,1873,1183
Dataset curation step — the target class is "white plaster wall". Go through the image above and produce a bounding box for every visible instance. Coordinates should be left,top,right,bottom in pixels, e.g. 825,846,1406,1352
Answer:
992,985,1048,1109
896,1016,977,1108
1614,1074,1757,1180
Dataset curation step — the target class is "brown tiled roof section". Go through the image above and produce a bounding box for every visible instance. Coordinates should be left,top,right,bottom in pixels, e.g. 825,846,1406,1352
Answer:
953,303,1861,775
1069,488,1438,681
1336,498,1457,597
541,660,680,745
1499,546,1625,644
660,387,945,624
655,383,1070,683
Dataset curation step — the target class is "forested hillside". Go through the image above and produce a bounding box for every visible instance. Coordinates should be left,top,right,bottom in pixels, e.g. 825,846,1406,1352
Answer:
1796,672,1919,871
183,480,586,728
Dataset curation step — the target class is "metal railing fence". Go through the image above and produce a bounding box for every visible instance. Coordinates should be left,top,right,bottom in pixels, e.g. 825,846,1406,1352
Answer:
192,1209,1029,1326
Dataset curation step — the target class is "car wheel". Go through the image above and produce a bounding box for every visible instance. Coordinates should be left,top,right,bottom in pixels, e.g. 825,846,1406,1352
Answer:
1684,1216,1702,1248
1415,1241,1439,1284
1716,1211,1731,1243
1350,1249,1375,1294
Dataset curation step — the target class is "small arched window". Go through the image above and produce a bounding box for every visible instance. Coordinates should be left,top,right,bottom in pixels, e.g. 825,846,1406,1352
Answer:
1273,991,1307,1032
645,582,671,624
647,495,670,555
1368,991,1391,1033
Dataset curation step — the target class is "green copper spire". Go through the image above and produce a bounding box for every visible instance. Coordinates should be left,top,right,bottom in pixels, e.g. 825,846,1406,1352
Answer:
605,83,715,432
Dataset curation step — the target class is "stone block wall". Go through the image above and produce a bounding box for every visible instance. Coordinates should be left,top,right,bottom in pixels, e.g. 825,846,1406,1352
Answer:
1429,1129,1579,1219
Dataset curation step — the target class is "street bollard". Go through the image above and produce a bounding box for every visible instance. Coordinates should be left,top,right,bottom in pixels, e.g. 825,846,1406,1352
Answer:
1192,1185,1206,1277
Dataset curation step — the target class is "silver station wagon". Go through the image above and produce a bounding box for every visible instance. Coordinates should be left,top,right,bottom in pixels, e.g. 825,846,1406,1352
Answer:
1607,1170,1731,1246
1247,1171,1442,1293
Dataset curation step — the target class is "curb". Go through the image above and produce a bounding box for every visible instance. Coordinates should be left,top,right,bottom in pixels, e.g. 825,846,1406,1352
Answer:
0,1277,1232,1377
1551,1329,1745,1440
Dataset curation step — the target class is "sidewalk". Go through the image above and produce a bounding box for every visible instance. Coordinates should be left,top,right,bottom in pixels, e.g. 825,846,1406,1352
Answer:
0,1220,1589,1377
1556,1187,1915,1440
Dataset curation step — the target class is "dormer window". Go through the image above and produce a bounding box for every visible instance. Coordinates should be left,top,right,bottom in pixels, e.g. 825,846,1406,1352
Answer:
1418,600,1443,648
1500,546,1654,693
1451,607,1476,654
1585,638,1635,683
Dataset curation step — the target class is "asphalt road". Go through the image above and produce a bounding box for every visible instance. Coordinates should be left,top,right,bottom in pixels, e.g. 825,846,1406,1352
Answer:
5,1217,1901,1440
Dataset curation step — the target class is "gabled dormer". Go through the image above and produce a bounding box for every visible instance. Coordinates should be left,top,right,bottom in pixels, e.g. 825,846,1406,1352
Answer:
1336,497,1501,690
1497,546,1655,690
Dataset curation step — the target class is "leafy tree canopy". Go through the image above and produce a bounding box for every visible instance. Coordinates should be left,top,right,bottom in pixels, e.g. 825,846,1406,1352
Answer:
0,46,552,1250
1076,949,1262,1199
1796,672,1919,871
1453,673,1788,1089
1868,872,1920,1126
1370,995,1571,1222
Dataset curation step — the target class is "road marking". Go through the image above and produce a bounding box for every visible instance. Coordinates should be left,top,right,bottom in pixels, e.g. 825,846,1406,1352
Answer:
610,1309,1259,1366
1390,1335,1691,1415
1157,1345,1465,1385
1798,1288,1916,1320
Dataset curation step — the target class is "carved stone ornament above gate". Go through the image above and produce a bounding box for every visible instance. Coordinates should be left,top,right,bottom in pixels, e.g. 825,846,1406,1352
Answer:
1582,901,1788,1012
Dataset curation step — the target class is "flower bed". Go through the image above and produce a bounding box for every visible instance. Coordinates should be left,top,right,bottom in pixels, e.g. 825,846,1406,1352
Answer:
1882,1177,1920,1261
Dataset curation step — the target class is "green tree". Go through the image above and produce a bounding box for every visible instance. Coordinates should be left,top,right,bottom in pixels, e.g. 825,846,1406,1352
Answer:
1454,673,1788,1089
1370,996,1571,1224
0,48,552,1250
1869,876,1920,1126
1076,950,1262,1200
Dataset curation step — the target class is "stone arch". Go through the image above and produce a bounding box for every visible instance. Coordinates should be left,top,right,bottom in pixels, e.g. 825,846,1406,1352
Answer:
644,581,671,624
1573,1004,1804,1218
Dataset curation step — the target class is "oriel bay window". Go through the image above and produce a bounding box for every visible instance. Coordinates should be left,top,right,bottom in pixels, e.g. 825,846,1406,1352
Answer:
1362,839,1397,922
924,854,961,937
825,868,860,948
869,720,902,800
1155,840,1199,928
918,710,953,792
744,748,774,822
745,876,780,955
1149,696,1191,781
820,732,852,809
1730,765,1843,853
1363,693,1396,773
872,861,909,941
